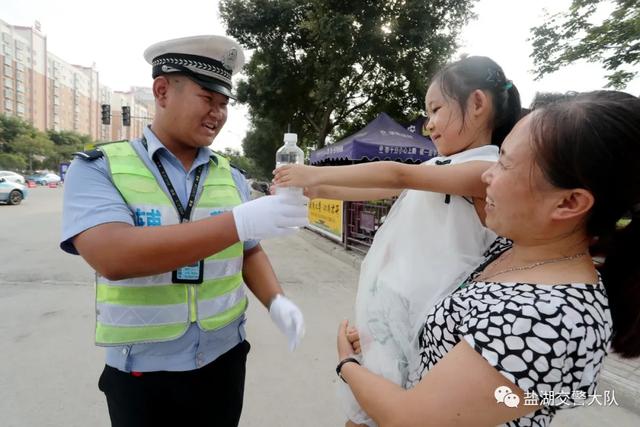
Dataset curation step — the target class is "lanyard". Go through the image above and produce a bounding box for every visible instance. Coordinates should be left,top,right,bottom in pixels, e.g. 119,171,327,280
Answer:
141,137,205,223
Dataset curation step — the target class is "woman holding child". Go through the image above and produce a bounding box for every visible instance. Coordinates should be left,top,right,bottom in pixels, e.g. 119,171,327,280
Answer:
332,91,640,426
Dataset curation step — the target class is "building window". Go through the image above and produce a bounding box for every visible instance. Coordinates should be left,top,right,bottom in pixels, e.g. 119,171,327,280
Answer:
4,78,12,89
16,83,24,93
2,32,11,43
5,88,12,98
3,64,11,76
5,99,13,110
16,62,24,71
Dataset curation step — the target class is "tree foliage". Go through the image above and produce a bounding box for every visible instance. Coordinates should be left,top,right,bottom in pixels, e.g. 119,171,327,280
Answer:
0,114,96,172
221,147,265,179
530,0,640,89
220,0,475,176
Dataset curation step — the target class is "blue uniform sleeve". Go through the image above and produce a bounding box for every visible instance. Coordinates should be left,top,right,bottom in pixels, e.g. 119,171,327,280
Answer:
60,156,134,255
230,167,259,251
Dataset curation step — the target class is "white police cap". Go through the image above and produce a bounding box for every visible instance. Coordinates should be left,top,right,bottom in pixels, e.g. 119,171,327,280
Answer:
143,35,245,99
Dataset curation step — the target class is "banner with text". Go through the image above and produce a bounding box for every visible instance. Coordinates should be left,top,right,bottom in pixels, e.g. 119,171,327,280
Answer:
308,198,343,242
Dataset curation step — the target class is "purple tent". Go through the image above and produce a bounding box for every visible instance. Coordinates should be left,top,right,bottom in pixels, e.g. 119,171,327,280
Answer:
310,113,437,165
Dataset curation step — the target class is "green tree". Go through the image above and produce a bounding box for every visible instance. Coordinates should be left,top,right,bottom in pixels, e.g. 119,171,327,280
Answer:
530,0,640,89
7,133,55,171
0,114,36,146
220,0,475,174
221,147,265,179
0,153,27,171
47,129,94,168
0,114,97,171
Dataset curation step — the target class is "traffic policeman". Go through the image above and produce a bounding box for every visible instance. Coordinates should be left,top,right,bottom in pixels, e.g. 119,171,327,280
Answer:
60,35,307,427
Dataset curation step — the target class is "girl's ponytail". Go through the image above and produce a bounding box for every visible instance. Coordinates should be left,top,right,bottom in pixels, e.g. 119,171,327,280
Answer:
491,83,521,146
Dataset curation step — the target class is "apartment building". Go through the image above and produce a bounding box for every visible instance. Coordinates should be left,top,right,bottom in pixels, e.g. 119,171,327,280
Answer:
108,89,153,142
0,18,154,142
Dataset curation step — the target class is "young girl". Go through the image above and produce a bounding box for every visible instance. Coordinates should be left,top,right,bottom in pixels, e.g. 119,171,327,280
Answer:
274,56,521,426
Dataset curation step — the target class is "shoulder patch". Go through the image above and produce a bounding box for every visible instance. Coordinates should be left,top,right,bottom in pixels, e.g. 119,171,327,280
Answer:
73,149,104,161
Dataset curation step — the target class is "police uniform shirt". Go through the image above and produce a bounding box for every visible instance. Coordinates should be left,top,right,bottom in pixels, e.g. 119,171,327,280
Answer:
60,125,257,372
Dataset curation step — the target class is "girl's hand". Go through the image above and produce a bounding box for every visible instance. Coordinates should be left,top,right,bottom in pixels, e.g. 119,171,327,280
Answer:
337,319,357,360
273,165,318,188
346,325,361,354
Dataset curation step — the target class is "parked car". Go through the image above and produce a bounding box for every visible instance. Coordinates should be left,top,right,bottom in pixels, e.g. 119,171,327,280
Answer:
0,177,27,205
26,172,61,185
0,170,26,184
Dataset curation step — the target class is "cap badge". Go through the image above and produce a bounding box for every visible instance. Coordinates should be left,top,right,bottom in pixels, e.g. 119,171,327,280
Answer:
221,48,238,71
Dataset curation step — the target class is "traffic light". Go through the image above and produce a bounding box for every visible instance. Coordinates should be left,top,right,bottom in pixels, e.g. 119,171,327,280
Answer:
101,104,111,125
122,106,131,127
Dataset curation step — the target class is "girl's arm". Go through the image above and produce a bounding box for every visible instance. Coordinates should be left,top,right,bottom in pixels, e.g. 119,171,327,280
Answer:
274,161,493,198
336,321,540,427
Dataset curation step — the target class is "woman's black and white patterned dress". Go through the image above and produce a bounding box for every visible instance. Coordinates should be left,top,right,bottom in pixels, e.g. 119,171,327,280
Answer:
407,239,613,426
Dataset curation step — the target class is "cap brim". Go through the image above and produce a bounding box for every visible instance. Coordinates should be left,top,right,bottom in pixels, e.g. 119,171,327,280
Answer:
186,75,235,100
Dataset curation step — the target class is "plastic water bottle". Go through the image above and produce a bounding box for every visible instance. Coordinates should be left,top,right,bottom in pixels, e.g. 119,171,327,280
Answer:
275,132,304,197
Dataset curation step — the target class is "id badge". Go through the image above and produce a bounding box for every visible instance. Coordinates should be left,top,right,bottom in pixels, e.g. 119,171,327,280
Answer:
172,260,204,284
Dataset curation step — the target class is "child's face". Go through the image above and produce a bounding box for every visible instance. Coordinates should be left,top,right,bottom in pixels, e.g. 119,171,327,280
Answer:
424,83,485,156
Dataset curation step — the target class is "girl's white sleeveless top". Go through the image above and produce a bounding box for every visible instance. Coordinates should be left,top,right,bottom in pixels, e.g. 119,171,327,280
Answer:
339,145,499,426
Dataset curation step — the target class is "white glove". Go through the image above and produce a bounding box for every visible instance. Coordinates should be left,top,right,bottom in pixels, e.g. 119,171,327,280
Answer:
269,294,305,351
232,194,309,241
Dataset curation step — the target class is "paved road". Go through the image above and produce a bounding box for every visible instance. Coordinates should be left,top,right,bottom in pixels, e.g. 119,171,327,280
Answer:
0,187,638,426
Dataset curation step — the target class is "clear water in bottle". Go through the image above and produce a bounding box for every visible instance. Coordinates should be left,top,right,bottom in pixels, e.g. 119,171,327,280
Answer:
275,132,304,197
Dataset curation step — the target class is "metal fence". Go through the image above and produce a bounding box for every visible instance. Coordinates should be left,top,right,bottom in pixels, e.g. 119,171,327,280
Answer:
344,199,396,254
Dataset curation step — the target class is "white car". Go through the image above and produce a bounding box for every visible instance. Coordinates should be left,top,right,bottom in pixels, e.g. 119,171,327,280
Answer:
0,170,26,184
0,177,27,205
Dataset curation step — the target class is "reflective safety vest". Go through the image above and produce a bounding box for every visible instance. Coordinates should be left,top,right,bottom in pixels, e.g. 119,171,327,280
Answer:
95,141,247,346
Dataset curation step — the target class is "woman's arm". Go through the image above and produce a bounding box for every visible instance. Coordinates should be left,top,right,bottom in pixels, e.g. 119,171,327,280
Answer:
310,185,402,201
336,321,540,427
275,161,493,198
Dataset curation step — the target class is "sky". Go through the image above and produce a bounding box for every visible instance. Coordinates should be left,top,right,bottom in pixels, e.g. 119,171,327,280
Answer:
3,0,639,152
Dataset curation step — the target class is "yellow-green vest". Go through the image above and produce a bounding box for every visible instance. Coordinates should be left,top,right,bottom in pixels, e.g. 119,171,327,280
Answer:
95,141,247,346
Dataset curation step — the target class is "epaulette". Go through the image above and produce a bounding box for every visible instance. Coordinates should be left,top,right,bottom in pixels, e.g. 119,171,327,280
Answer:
73,140,128,161
73,148,104,161
230,163,247,176
210,150,248,176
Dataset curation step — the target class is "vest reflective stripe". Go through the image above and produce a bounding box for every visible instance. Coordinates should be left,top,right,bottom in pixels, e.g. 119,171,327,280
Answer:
97,286,247,327
199,296,248,330
97,273,243,305
95,141,246,346
98,257,243,287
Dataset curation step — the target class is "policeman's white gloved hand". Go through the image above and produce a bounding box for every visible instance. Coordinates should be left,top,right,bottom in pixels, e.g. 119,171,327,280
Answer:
232,194,309,241
269,294,305,351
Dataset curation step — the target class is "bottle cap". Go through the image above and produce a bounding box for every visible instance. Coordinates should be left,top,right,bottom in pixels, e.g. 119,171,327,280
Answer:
284,133,298,144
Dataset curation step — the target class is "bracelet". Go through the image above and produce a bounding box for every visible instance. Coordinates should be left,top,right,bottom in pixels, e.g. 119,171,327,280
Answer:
336,357,360,383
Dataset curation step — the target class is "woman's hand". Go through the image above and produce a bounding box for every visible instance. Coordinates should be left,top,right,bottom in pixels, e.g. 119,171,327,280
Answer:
347,325,361,354
337,319,357,360
269,184,319,199
273,164,318,188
